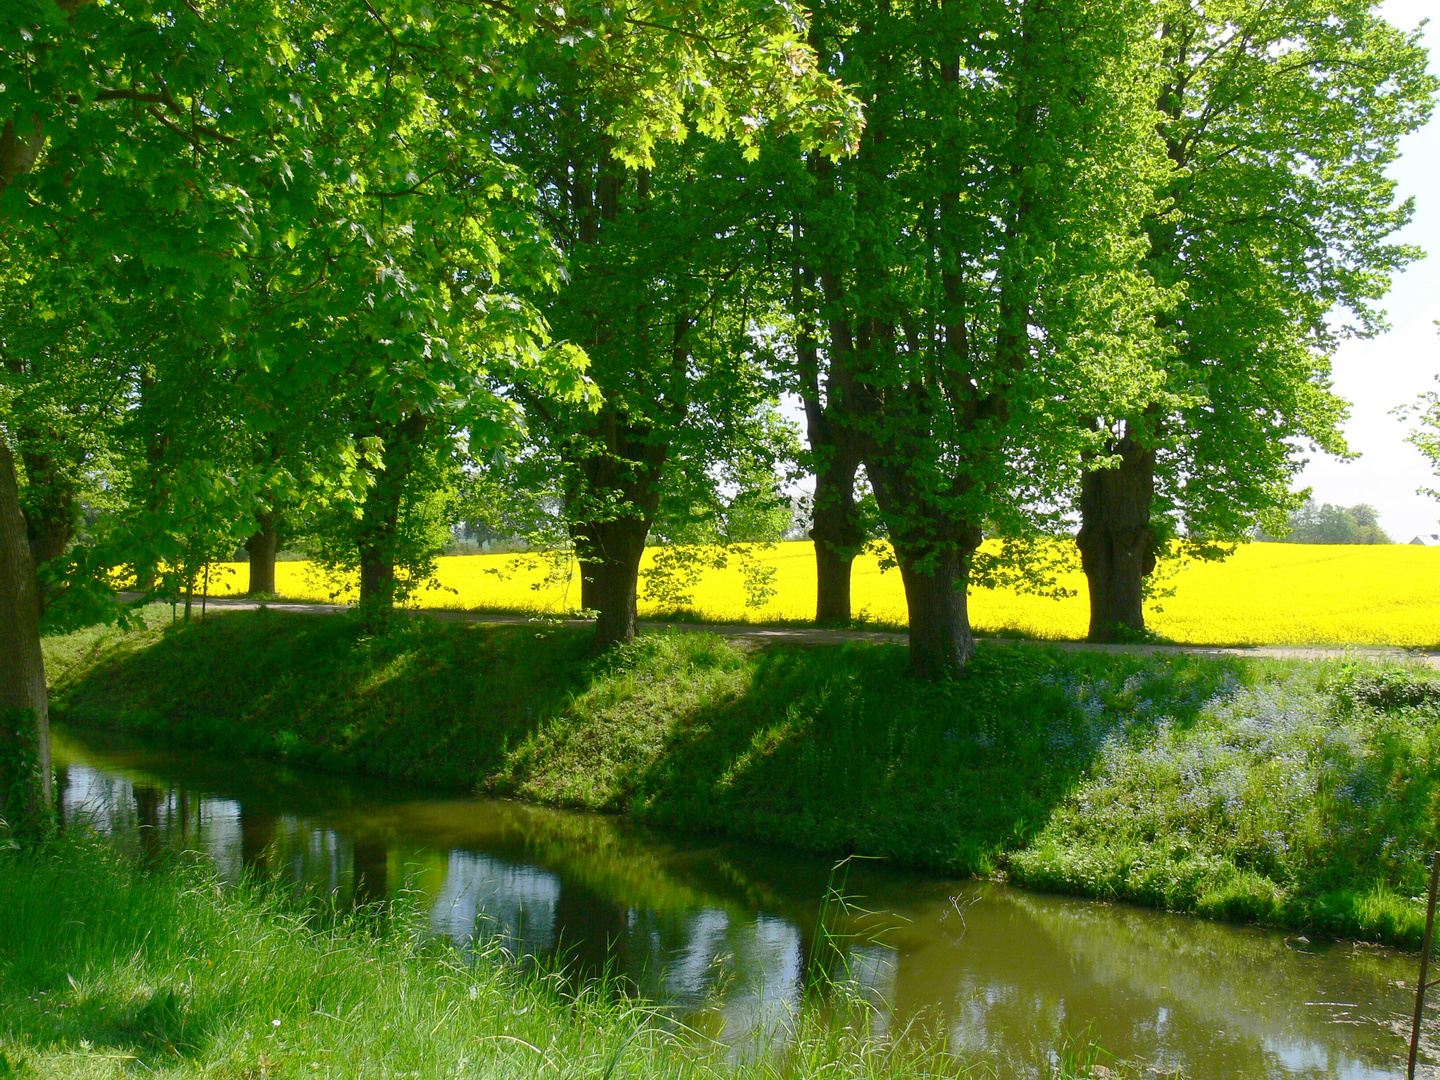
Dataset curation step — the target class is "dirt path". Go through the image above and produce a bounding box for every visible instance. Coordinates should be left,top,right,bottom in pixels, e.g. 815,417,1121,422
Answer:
163,594,1440,670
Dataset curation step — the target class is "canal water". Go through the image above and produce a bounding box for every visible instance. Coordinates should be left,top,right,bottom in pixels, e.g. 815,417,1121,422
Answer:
50,723,1438,1080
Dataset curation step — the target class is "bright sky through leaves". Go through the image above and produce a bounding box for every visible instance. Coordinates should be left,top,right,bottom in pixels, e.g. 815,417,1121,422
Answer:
1296,0,1440,542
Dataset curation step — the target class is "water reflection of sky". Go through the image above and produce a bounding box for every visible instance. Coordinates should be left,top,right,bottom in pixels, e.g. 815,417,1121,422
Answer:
431,850,561,955
52,735,1440,1080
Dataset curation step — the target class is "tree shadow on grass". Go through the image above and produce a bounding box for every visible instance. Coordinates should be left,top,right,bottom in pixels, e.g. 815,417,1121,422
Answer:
4,985,226,1068
52,612,1248,886
617,641,1245,876
53,609,596,791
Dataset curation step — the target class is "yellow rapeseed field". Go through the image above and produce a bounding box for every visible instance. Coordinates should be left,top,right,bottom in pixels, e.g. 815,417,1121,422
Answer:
204,540,1440,647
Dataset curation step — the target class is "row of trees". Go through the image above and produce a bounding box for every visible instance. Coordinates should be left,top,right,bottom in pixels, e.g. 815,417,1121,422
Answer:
1258,502,1393,545
2,0,1434,835
0,0,862,835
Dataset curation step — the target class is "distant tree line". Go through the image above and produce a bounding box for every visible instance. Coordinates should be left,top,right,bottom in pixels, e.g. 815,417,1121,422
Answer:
1257,502,1393,545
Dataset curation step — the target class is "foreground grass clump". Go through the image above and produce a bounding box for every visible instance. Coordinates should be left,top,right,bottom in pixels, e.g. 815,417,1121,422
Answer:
199,539,1440,646
46,610,1440,945
0,837,981,1080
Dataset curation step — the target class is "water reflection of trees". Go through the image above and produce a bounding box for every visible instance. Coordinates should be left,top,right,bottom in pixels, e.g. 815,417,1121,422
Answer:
53,732,1436,1079
995,889,1419,1078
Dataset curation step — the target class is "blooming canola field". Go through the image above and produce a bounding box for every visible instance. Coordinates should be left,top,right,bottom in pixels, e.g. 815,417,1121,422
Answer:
206,540,1440,647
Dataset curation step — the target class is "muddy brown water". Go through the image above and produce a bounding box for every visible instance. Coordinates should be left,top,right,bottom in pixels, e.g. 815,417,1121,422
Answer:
51,723,1439,1079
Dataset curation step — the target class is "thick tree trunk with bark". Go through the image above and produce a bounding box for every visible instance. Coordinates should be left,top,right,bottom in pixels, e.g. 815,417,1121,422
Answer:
573,515,648,650
1076,434,1157,642
354,410,427,618
803,376,865,626
131,371,171,595
357,543,395,606
567,426,664,653
812,528,857,626
867,444,984,678
892,538,977,679
0,435,51,838
793,186,868,628
809,455,864,626
26,519,70,582
18,446,75,615
245,512,280,595
563,391,669,652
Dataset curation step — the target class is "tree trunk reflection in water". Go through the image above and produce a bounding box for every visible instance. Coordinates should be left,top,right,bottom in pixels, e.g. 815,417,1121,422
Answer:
239,805,277,881
552,878,630,987
352,838,389,904
52,763,69,825
133,783,163,866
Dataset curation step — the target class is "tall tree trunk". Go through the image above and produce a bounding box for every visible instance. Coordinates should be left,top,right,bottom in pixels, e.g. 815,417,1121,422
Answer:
573,515,648,651
355,410,427,617
18,446,76,616
793,181,867,628
1076,433,1156,642
809,450,864,626
812,529,854,627
356,488,399,623
867,442,984,678
357,536,396,608
244,511,280,595
0,434,51,838
132,370,171,595
563,393,669,652
797,280,865,627
892,537,976,679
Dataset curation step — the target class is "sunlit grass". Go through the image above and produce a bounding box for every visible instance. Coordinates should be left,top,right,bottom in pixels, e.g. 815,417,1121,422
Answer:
201,540,1440,647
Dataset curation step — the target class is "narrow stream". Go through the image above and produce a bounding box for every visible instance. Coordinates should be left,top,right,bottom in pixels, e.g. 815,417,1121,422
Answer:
50,724,1438,1080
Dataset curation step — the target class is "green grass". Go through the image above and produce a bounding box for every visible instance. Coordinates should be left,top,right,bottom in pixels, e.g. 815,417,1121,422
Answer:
1,836,1000,1080
43,607,1440,947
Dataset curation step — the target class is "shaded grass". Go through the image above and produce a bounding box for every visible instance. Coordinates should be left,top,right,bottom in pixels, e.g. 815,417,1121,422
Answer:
0,835,992,1080
44,609,1440,947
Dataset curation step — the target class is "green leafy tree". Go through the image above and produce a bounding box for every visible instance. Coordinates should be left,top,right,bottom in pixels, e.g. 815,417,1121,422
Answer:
1260,500,1392,545
1074,0,1434,642
491,47,850,649
0,0,861,835
783,0,1171,677
1402,374,1440,511
0,247,133,621
768,135,873,627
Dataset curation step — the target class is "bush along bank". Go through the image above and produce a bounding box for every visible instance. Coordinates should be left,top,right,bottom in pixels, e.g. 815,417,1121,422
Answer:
45,608,1440,947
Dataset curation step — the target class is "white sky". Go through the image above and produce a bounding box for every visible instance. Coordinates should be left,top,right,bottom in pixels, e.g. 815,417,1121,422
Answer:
1294,0,1440,542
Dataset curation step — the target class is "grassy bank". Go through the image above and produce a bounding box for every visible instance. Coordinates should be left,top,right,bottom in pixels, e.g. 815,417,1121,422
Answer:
1,837,1003,1080
45,609,1440,947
